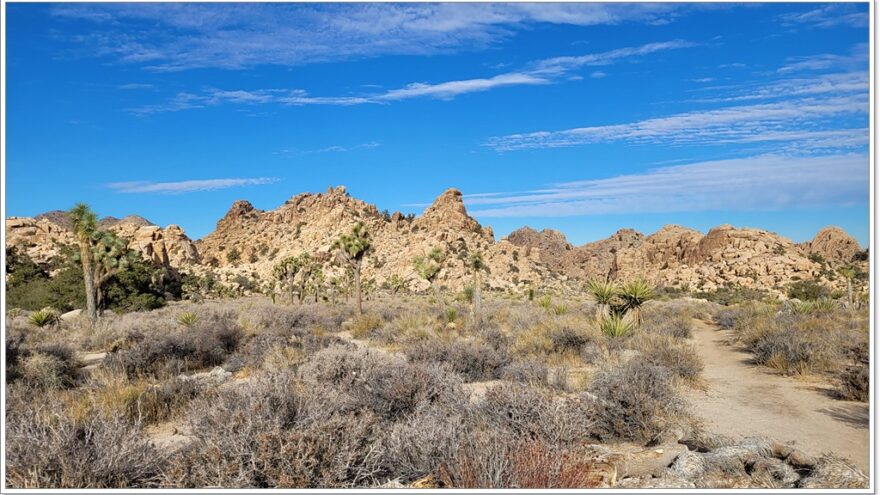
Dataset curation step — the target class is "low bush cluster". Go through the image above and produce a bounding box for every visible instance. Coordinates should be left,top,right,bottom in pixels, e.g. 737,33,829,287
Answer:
404,339,511,382
106,319,243,378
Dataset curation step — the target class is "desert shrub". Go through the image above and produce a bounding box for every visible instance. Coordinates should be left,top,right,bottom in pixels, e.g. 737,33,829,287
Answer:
836,363,869,401
476,383,593,446
786,279,828,301
404,339,512,382
5,403,162,488
348,313,384,339
695,285,767,306
589,359,687,443
378,408,466,483
106,319,243,378
300,346,466,420
5,329,28,381
16,343,78,389
548,327,591,354
499,359,548,385
162,372,384,487
437,433,604,488
750,327,820,375
644,310,694,338
631,333,704,384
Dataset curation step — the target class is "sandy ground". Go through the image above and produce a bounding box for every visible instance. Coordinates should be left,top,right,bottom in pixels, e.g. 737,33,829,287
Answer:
685,319,870,473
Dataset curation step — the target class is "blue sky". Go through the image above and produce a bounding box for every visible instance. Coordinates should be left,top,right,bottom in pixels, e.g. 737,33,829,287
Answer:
5,2,870,246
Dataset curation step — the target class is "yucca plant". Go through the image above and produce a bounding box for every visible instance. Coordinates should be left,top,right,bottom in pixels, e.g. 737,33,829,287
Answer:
537,294,553,312
811,298,838,313
29,307,60,328
586,279,618,320
789,300,816,314
552,303,568,316
598,314,635,338
177,311,200,327
619,279,655,326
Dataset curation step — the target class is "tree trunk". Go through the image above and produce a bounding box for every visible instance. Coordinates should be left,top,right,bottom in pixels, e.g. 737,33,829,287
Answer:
79,240,97,324
354,265,363,315
96,287,104,316
431,279,446,317
847,279,853,309
473,271,482,326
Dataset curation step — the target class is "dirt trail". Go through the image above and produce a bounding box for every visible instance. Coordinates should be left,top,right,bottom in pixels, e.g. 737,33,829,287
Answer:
686,319,869,472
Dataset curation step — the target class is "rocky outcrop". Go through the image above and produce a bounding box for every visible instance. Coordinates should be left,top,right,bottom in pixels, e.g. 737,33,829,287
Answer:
506,227,573,273
805,226,863,264
6,214,200,269
195,186,544,292
5,217,75,262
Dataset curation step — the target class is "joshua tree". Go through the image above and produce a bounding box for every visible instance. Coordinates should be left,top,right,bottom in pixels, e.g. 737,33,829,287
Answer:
88,231,136,314
69,203,99,323
837,265,856,309
332,222,371,314
467,251,488,325
619,279,655,326
414,246,447,316
273,253,316,304
586,279,618,320
310,267,325,303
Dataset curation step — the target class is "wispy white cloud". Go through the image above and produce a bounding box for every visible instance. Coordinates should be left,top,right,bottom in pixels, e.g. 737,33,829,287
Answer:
380,73,549,101
118,83,154,90
466,154,867,217
484,95,867,151
779,4,868,29
108,177,278,194
51,3,690,71
529,40,693,76
275,142,381,155
130,40,689,114
690,71,868,103
777,43,868,74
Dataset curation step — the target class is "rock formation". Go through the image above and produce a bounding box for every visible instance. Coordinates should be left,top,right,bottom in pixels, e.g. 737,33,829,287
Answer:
5,186,866,297
804,226,864,264
6,214,200,269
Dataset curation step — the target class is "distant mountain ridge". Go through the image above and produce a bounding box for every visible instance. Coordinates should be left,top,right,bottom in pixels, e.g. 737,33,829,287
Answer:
6,186,867,296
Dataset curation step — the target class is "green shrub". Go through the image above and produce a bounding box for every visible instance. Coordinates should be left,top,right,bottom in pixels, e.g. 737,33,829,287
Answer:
694,285,767,306
787,279,828,301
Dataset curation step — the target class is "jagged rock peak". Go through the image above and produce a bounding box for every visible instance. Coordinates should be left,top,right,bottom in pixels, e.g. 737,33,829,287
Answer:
425,188,467,214
217,200,261,229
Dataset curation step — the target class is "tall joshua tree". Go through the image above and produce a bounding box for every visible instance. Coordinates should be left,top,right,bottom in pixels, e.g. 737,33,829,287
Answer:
414,246,447,317
333,222,371,315
89,231,136,314
69,203,99,323
467,251,488,325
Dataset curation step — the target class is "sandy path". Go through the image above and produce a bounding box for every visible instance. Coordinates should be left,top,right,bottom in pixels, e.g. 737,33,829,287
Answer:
686,319,870,472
